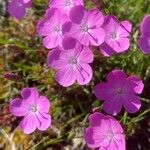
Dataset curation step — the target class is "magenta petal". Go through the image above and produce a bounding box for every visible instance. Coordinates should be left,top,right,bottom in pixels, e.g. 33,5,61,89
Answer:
94,83,114,100
38,96,50,113
9,98,27,117
114,38,130,52
85,127,105,148
37,113,51,131
87,9,104,27
106,69,126,83
89,112,106,127
55,67,76,87
140,15,150,34
7,0,26,19
118,20,132,37
116,134,126,150
78,45,94,63
89,28,105,46
21,88,39,104
43,35,61,49
75,63,92,85
108,116,123,133
138,34,150,54
19,114,38,134
47,48,68,70
62,37,77,50
103,97,122,115
100,42,116,57
69,5,84,24
122,94,141,113
127,76,144,94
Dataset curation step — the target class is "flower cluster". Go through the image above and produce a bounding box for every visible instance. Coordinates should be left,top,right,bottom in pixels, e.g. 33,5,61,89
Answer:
10,88,51,134
94,69,144,115
85,112,125,150
138,15,150,54
5,0,149,149
7,0,32,19
37,0,132,87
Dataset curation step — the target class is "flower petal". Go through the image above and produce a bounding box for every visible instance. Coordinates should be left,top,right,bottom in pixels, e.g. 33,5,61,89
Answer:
19,114,38,134
78,45,94,63
89,28,105,46
75,63,92,85
127,76,144,94
94,83,114,100
37,113,51,131
7,0,26,19
89,112,106,127
138,34,150,54
21,88,39,105
103,96,122,115
55,66,76,87
47,48,69,70
106,69,126,83
85,127,105,148
38,96,50,113
9,98,27,117
69,5,84,24
140,15,150,34
100,42,116,57
122,94,141,113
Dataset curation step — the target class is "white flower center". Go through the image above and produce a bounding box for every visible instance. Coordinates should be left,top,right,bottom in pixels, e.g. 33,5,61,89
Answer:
54,25,61,33
29,105,38,113
65,0,71,7
111,32,117,39
106,130,114,140
69,57,77,65
81,24,89,32
116,88,123,95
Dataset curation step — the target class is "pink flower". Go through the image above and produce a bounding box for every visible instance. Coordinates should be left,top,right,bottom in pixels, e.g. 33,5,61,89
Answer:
99,15,132,57
47,39,94,87
9,88,51,134
37,8,68,49
138,15,150,54
7,0,32,19
85,112,125,150
63,5,105,46
49,0,84,15
94,69,144,115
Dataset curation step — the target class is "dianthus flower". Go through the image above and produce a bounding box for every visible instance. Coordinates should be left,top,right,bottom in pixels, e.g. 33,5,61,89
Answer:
138,15,150,54
94,69,144,115
10,88,51,134
47,39,94,87
85,112,125,150
99,15,132,57
63,5,105,46
49,0,84,15
7,0,32,19
37,8,68,49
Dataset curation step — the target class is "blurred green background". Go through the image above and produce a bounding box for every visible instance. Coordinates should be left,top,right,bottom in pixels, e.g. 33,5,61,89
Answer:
0,0,150,149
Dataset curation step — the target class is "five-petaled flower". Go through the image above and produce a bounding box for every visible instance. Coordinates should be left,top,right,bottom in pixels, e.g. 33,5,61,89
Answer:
7,0,32,19
37,8,69,49
94,69,144,115
138,15,150,54
63,5,105,46
85,112,126,150
49,0,84,15
99,15,132,57
10,87,51,134
47,38,94,87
